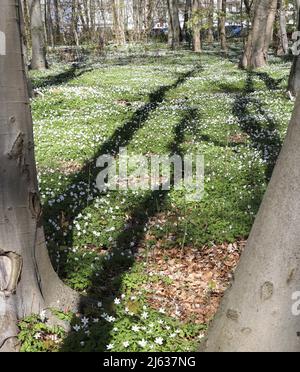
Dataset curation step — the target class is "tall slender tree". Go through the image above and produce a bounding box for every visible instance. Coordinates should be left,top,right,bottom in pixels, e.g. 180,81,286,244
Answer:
0,0,78,351
183,0,192,43
168,0,182,49
218,0,227,53
288,0,300,97
29,0,47,70
275,0,289,56
191,0,202,52
112,0,126,45
207,0,215,43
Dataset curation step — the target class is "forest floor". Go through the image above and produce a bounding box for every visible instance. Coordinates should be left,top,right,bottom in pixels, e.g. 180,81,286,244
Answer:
18,43,294,352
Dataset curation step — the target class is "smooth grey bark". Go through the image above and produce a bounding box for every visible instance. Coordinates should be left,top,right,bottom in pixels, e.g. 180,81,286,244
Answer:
28,0,47,70
183,0,192,43
133,0,143,41
45,0,54,48
277,0,288,56
168,0,181,49
218,0,227,53
71,0,80,46
0,0,78,352
53,0,65,44
288,0,300,97
192,0,202,52
112,0,126,45
202,95,300,352
240,0,278,69
207,0,214,43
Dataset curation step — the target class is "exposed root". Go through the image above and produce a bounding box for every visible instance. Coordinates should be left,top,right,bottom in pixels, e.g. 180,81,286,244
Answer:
0,336,20,352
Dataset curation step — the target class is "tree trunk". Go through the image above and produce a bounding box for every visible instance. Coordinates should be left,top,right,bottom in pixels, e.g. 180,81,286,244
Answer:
240,0,278,69
207,0,214,43
71,0,80,46
276,0,289,56
183,0,192,43
29,0,47,70
112,0,126,45
145,0,155,41
45,0,54,48
202,94,300,352
133,0,143,41
219,0,227,53
288,0,300,97
53,0,60,44
192,0,202,53
168,0,181,49
0,0,78,352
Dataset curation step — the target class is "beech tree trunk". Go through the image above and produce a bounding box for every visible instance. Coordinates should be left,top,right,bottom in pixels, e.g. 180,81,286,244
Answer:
133,0,143,41
240,0,277,69
28,0,47,70
207,0,214,43
45,0,54,48
218,0,227,53
168,0,181,49
112,0,126,45
192,0,202,53
53,0,66,45
71,0,80,46
276,0,288,56
0,0,78,352
183,0,192,43
288,0,300,97
202,95,300,352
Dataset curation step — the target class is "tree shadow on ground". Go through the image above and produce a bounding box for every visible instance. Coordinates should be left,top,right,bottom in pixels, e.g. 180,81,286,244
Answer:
232,72,282,180
32,64,94,89
40,64,201,350
58,107,197,352
250,71,284,91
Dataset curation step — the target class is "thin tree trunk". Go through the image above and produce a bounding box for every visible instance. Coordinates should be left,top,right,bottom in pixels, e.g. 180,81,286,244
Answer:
202,93,300,352
183,0,192,43
207,0,214,43
240,0,278,69
112,0,126,45
29,0,47,70
53,0,62,44
45,0,54,48
192,0,202,52
277,0,289,55
133,0,142,41
168,0,181,49
0,0,78,352
145,0,155,41
219,0,227,53
71,0,80,46
288,0,300,96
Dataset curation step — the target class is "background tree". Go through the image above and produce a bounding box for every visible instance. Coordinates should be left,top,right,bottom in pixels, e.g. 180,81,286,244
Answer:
167,0,182,49
191,0,202,52
274,0,289,56
240,0,278,69
183,0,192,43
218,0,227,53
29,0,47,70
0,0,78,351
112,0,126,45
207,0,215,43
288,0,300,97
